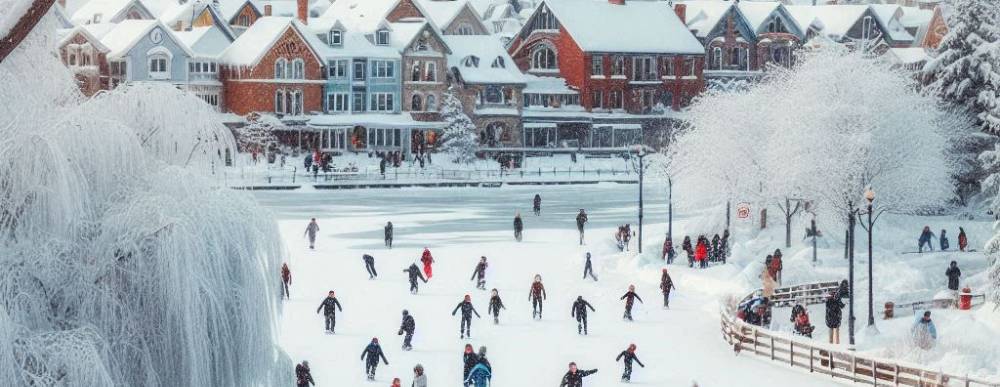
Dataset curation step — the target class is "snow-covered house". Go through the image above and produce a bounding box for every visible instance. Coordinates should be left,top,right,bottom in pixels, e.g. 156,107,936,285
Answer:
416,0,491,35
470,0,533,42
735,1,804,69
913,3,947,49
680,1,758,82
869,4,916,47
71,0,155,25
884,46,929,71
445,35,525,147
58,24,112,96
787,4,912,51
100,20,194,88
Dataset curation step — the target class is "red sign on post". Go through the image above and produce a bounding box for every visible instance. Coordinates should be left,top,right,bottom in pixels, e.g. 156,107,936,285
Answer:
736,202,751,219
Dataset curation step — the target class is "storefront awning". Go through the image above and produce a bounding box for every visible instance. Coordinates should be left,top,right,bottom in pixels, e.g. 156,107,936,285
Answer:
308,113,445,129
595,124,642,130
524,122,557,129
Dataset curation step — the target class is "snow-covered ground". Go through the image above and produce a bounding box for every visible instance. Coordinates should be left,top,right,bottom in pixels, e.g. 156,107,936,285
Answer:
255,184,999,386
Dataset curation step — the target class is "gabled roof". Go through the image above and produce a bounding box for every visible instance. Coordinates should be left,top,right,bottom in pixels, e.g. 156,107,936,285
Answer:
174,26,234,56
389,20,452,54
444,35,524,84
537,0,703,55
308,18,401,58
218,16,326,66
58,25,111,52
71,0,154,25
868,4,914,43
794,4,868,40
898,6,933,29
216,0,262,23
737,1,804,38
415,0,489,33
52,3,75,28
100,19,195,59
159,0,237,41
680,1,734,38
321,0,430,31
785,5,822,33
885,46,928,65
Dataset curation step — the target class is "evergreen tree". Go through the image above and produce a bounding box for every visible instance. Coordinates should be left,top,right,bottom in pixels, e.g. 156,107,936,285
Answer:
437,86,479,164
233,116,278,153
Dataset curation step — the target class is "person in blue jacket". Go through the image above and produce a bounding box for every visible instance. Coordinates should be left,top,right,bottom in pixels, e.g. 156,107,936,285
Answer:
465,346,492,387
911,310,937,349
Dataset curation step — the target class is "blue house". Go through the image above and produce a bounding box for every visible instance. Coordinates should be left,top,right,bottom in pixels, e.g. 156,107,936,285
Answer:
101,20,195,87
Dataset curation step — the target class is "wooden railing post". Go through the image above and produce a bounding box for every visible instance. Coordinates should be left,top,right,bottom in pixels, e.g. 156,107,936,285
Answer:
753,328,758,355
770,336,775,361
809,347,814,373
790,342,794,367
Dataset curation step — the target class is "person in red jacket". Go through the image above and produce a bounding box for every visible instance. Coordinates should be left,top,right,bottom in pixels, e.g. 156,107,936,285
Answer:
958,227,968,252
694,237,708,269
281,263,292,299
421,247,435,279
771,249,783,285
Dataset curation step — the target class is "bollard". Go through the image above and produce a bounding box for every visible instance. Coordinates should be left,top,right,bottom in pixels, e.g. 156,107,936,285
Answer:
959,287,972,310
883,302,894,319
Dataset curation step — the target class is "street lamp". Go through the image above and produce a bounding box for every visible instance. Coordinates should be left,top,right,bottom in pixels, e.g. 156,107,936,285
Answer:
862,188,878,330
633,145,648,254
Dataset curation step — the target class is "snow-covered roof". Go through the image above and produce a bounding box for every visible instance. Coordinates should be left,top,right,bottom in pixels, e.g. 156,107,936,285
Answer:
218,17,325,66
173,26,234,56
389,20,450,54
680,1,733,38
309,113,444,128
785,5,822,33
100,19,193,59
216,0,260,22
540,0,703,55
72,0,151,24
898,6,933,29
444,35,524,84
737,1,780,32
158,0,237,41
307,19,401,58
414,0,469,30
885,47,928,65
868,4,914,43
795,4,867,39
58,25,111,52
522,74,575,94
321,0,429,32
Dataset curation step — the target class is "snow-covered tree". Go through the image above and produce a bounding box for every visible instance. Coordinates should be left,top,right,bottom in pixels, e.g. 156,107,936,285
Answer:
0,13,289,387
437,85,479,164
234,115,279,153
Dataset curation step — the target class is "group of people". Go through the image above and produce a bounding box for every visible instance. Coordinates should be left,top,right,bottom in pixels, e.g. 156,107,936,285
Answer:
918,226,969,253
614,224,633,252
664,231,729,268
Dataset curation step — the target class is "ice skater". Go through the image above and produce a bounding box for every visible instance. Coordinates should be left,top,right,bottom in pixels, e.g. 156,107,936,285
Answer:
384,221,394,248
571,296,596,335
620,285,643,321
560,362,597,387
295,361,315,387
316,290,343,333
660,268,675,308
360,337,389,381
363,254,378,279
529,274,547,319
304,218,319,249
462,344,478,386
615,344,645,382
583,252,598,281
488,288,506,324
533,194,541,216
470,256,488,290
398,309,415,351
514,212,524,242
281,263,292,299
576,209,589,245
918,226,935,252
452,294,481,339
404,262,428,294
466,346,492,387
421,248,435,279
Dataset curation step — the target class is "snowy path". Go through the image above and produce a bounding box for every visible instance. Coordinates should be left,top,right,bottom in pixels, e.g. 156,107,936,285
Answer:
256,185,843,387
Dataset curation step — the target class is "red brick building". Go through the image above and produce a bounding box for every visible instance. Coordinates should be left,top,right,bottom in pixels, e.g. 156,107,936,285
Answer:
58,25,111,96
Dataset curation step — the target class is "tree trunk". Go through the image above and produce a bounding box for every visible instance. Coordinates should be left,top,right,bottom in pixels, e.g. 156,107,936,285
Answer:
0,0,56,65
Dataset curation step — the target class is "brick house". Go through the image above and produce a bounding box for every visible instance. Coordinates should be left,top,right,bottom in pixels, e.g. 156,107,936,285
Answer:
735,1,805,70
787,4,913,51
681,1,758,85
914,4,947,49
416,0,491,35
217,0,263,36
58,25,111,96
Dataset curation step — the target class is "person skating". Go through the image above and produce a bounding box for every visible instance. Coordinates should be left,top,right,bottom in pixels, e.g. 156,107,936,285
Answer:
623,224,632,251
615,344,645,382
576,209,589,245
694,237,708,269
420,248,435,279
281,263,292,299
385,221,394,248
398,309,415,351
363,254,378,279
305,218,320,249
470,256,488,290
825,292,845,344
958,227,968,252
793,307,814,338
514,212,524,242
583,252,598,281
659,268,675,309
918,226,935,252
682,236,693,267
488,288,506,324
620,285,644,321
465,347,492,387
360,337,389,381
533,194,542,216
662,237,675,263
946,261,961,292
404,263,428,294
452,294,481,339
315,290,343,333
462,344,478,387
940,229,950,251
560,362,597,387
412,364,427,387
295,361,315,387
571,296,596,335
529,274,547,319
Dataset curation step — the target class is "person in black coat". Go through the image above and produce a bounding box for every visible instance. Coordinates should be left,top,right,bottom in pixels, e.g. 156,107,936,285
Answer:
825,293,845,344
660,268,676,308
470,256,488,290
835,279,850,300
315,291,343,333
404,263,428,294
682,236,694,267
488,289,506,324
452,294,481,339
384,221,393,248
576,209,588,245
363,254,378,279
615,344,645,382
946,261,961,291
533,194,541,215
398,309,415,351
560,362,597,387
620,285,644,321
514,212,524,242
571,296,596,335
360,337,389,380
583,252,598,281
295,361,315,387
462,344,479,387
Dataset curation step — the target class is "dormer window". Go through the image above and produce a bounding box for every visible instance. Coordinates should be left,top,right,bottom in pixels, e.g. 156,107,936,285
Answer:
491,57,505,68
463,56,479,67
93,14,102,24
376,29,390,45
416,39,429,51
456,23,474,35
329,29,343,46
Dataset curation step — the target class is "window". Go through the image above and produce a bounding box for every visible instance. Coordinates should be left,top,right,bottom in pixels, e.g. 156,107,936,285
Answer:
640,89,655,112
411,94,423,110
353,92,365,111
292,59,305,79
664,58,675,76
463,56,479,67
491,56,505,68
591,56,603,76
69,53,77,65
92,14,102,24
376,29,390,45
712,47,722,70
410,62,421,81
291,90,303,115
110,61,126,76
274,58,287,79
328,59,348,78
484,86,503,104
424,62,436,82
730,47,740,66
82,53,91,66
456,23,475,35
329,29,343,46
685,58,696,76
327,93,349,112
275,89,285,113
425,95,436,111
370,93,394,112
768,18,786,33
591,90,603,109
372,60,395,78
354,60,366,80
609,90,623,109
148,54,169,79
415,39,429,51
537,7,557,30
237,15,250,26
531,46,556,70
661,90,674,108
611,56,624,76
861,16,875,43
633,56,656,81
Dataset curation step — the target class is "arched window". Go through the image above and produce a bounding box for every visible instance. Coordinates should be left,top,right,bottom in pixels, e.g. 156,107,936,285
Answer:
415,39,429,51
293,90,303,115
463,55,479,67
456,23,474,35
68,53,77,65
275,89,286,113
712,47,722,70
82,53,91,66
425,62,437,81
531,46,556,70
274,58,287,79
411,94,423,111
730,47,740,66
292,59,305,79
425,95,436,111
411,61,421,81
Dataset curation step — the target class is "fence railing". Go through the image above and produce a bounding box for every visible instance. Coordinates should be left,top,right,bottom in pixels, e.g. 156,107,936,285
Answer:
722,282,999,387
220,165,637,186
886,294,987,320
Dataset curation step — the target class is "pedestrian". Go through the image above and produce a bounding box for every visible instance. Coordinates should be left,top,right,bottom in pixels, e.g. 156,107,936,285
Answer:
711,234,721,262
576,209,588,245
303,154,312,170
615,344,645,382
452,294,481,339
295,361,315,387
694,237,708,269
488,288,506,324
514,212,524,242
615,226,626,252
379,157,387,177
720,229,730,264
771,249,783,284
660,268,675,309
825,292,845,344
404,263,428,294
470,256,488,290
946,261,961,292
911,311,937,349
529,274,547,319
360,337,389,381
559,362,597,387
940,229,950,251
420,248,435,279
281,263,292,299
363,254,378,279
572,295,596,335
315,290,343,333
662,237,675,263
739,297,769,326
391,377,401,387
918,226,934,252
412,364,427,387
304,218,319,249
398,309,415,351
620,285,644,321
793,308,814,338
583,252,598,281
462,344,478,387
761,266,776,299
835,279,850,300
682,236,693,267
958,227,968,252
385,221,394,248
533,194,541,216
623,224,632,251
465,347,492,387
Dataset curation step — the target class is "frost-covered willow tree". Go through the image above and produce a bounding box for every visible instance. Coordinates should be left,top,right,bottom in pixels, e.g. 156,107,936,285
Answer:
0,12,289,387
674,44,953,238
437,86,479,164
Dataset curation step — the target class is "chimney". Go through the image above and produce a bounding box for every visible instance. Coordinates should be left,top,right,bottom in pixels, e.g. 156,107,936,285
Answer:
674,3,686,24
264,4,272,16
608,0,625,5
297,0,308,24
57,0,66,8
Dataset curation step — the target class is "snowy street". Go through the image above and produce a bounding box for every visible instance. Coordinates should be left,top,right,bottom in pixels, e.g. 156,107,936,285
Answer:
257,184,841,387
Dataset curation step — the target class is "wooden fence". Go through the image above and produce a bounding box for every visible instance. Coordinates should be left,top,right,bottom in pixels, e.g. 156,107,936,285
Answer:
887,294,987,319
722,282,999,387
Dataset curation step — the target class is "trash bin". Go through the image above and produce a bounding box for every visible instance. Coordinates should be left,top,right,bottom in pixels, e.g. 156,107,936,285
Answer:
959,287,973,310
884,301,894,319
